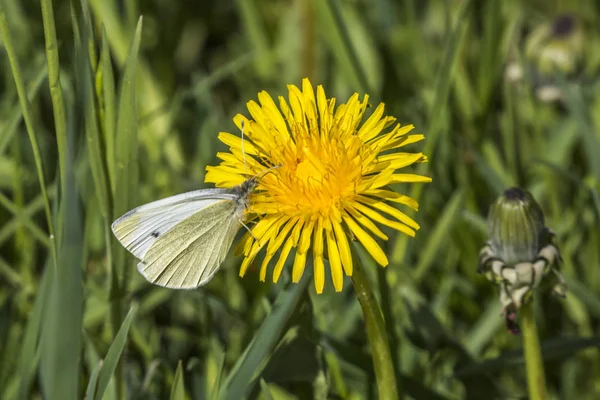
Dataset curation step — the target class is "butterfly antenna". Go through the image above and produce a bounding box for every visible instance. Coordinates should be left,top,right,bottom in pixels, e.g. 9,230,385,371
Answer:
256,163,283,179
241,120,248,177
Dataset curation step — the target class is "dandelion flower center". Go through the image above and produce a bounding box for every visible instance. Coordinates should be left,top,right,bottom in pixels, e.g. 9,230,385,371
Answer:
205,78,432,294
263,129,362,218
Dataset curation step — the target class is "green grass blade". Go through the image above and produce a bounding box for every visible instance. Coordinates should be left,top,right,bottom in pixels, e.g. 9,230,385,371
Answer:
210,348,226,400
40,0,68,195
237,0,272,79
424,0,471,157
95,304,138,400
565,277,600,318
39,120,84,400
0,64,48,155
99,26,117,194
86,360,103,400
464,301,503,356
108,21,142,383
414,190,464,282
220,273,311,400
80,0,98,70
0,1,56,262
170,360,186,400
316,0,370,93
259,379,275,400
112,15,143,265
16,263,53,400
79,11,111,220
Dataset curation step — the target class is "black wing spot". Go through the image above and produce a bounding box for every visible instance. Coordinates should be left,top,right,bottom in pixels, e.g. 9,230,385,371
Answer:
151,231,160,238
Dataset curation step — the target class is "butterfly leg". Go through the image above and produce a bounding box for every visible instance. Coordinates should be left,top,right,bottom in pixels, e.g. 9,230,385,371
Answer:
239,219,259,241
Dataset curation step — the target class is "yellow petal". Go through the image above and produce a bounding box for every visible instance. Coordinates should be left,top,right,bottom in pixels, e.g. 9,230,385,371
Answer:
358,103,385,139
361,190,419,211
217,131,259,155
314,255,325,294
326,225,343,291
302,78,318,133
316,85,332,136
332,219,352,276
273,234,295,283
346,206,388,240
389,174,433,184
292,251,307,283
267,217,297,255
312,217,325,293
298,219,315,254
287,84,306,127
356,195,420,230
366,152,426,174
357,169,395,192
381,134,425,151
313,217,324,258
258,91,290,140
260,250,275,281
352,201,416,237
343,215,389,267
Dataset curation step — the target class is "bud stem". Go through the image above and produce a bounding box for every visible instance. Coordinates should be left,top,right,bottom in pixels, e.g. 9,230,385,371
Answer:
521,301,548,400
350,245,400,400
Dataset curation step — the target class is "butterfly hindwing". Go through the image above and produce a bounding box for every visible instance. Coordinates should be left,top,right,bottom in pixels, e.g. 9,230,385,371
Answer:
137,199,242,289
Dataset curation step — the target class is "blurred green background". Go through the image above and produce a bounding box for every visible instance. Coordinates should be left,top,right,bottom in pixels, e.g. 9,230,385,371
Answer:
1,0,600,399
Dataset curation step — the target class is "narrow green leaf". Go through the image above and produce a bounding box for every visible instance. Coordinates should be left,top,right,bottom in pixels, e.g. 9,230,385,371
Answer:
95,304,138,400
40,0,68,195
40,104,84,399
316,0,370,93
86,360,103,400
414,190,464,282
565,277,600,318
259,379,275,400
210,350,226,400
79,0,98,69
16,263,53,400
221,272,311,400
112,17,143,300
80,13,111,219
237,0,271,78
424,0,472,156
0,64,48,155
464,301,504,356
170,361,186,400
113,16,143,220
99,26,117,194
556,76,600,182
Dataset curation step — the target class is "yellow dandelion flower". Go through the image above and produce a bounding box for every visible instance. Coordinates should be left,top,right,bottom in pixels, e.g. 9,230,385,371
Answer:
205,78,431,293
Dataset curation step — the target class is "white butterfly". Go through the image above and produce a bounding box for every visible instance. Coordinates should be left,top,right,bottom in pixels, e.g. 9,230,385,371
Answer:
111,177,258,289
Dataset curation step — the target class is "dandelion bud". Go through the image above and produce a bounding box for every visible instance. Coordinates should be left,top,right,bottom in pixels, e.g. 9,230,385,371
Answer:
488,187,545,266
479,187,566,334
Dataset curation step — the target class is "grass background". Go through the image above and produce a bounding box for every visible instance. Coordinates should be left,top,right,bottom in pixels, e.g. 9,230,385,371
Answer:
1,0,600,399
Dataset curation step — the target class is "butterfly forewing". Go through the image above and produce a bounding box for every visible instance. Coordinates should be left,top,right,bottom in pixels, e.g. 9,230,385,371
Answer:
111,189,236,260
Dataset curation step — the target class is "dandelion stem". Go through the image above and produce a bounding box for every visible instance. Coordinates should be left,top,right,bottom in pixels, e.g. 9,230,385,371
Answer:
351,248,400,400
521,301,547,400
